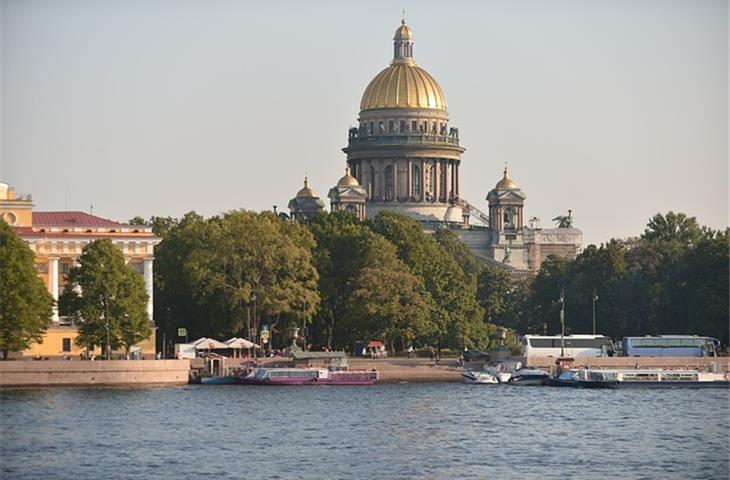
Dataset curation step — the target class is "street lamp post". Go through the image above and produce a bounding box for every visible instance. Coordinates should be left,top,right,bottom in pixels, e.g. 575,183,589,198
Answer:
252,291,257,359
592,289,599,335
559,289,565,357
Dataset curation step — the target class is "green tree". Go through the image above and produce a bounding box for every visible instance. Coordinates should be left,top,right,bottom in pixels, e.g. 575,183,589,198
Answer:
128,216,148,226
60,239,150,356
182,210,319,345
0,221,53,359
307,210,406,349
370,212,485,350
346,265,433,354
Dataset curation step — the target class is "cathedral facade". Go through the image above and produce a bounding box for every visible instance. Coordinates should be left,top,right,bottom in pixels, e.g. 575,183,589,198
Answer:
289,20,582,276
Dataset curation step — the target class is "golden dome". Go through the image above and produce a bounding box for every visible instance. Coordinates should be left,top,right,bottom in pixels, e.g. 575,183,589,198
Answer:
337,166,360,187
394,20,413,40
360,64,447,111
496,167,518,190
296,176,317,198
360,20,447,112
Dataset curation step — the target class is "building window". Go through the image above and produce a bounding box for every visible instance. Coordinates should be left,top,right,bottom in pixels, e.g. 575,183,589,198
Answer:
411,120,417,132
384,165,394,201
440,162,447,201
62,338,71,352
60,262,70,275
412,165,421,198
400,120,406,133
427,164,435,197
369,164,376,199
388,120,395,133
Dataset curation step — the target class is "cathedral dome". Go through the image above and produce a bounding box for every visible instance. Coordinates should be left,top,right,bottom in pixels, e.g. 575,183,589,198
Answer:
359,20,447,112
394,20,413,40
496,167,518,190
337,166,360,187
360,64,447,111
296,176,317,198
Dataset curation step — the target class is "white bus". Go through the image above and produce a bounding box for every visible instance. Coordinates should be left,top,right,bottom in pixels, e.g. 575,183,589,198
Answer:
522,335,613,363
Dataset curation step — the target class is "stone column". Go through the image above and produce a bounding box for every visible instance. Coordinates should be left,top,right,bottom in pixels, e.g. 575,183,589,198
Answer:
49,256,59,322
143,257,154,322
456,163,460,196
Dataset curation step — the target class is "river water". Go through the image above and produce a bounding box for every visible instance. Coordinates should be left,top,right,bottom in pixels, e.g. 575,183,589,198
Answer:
1,384,728,479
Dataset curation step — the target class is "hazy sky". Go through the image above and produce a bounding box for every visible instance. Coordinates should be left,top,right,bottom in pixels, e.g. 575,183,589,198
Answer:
1,0,727,246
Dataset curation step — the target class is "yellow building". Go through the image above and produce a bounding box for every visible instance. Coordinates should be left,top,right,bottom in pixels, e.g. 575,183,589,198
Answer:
0,182,161,358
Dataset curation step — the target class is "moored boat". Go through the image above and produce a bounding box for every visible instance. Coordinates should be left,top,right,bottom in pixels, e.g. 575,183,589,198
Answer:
564,368,730,389
461,370,499,384
508,368,549,386
237,367,379,386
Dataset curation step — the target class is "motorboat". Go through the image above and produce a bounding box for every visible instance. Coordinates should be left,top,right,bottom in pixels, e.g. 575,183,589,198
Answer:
461,370,499,384
545,369,583,387
483,362,518,383
237,367,379,385
508,368,549,386
572,368,730,389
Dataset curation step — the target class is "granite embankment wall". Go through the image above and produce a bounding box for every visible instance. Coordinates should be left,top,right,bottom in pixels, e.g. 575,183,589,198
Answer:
527,356,730,372
0,360,190,387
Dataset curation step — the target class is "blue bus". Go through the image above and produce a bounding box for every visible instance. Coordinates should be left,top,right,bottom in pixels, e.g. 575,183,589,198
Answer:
621,336,720,357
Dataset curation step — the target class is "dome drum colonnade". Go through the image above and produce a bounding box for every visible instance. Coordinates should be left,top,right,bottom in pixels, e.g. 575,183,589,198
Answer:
342,20,465,223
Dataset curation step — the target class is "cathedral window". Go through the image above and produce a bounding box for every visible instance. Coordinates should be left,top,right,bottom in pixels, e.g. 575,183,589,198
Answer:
378,121,384,134
411,120,417,132
412,165,421,198
384,165,394,201
427,164,435,197
369,122,374,135
388,120,395,133
439,162,447,201
400,120,406,133
369,164,376,199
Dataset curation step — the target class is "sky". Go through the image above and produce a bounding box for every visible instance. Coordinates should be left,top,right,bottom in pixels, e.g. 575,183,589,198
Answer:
1,0,727,246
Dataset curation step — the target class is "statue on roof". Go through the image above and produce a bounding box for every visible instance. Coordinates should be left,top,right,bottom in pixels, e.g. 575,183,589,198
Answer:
552,210,574,228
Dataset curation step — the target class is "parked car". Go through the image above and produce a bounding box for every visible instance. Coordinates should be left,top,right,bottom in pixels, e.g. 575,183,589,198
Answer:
463,350,490,362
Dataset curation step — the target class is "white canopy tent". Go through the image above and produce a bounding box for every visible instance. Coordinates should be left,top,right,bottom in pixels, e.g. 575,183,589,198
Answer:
192,338,229,350
225,337,261,349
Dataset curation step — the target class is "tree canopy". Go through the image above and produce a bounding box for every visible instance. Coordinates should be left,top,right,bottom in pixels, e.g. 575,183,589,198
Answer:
0,221,53,359
60,239,150,355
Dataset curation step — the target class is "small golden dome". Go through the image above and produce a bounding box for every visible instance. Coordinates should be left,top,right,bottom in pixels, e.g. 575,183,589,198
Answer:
394,20,413,40
296,176,317,198
496,167,518,190
337,166,360,187
360,64,447,111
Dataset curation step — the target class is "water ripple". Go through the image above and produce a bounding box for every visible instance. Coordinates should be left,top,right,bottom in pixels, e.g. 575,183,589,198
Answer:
1,384,728,479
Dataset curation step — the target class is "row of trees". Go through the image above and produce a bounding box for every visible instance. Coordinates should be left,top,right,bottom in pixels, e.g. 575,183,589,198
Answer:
149,210,515,353
1,209,727,358
503,212,729,343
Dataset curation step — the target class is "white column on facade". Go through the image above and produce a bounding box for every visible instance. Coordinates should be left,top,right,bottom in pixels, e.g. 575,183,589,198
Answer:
143,257,154,321
49,256,59,322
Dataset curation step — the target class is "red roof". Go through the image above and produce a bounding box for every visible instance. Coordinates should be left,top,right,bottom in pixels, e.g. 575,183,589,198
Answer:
367,341,384,348
32,211,124,228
